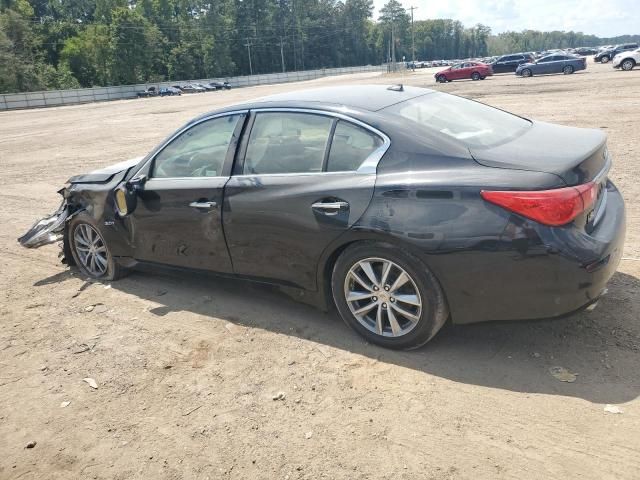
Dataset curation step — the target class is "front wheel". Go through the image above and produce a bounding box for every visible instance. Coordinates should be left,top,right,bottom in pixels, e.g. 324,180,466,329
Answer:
521,68,532,77
436,75,447,83
332,243,449,350
622,59,635,71
68,213,127,281
601,56,610,64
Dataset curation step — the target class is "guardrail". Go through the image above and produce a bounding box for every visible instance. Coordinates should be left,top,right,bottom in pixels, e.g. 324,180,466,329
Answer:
0,65,384,111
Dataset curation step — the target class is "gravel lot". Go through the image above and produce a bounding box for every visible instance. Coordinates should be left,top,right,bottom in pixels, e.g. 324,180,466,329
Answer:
1,61,639,480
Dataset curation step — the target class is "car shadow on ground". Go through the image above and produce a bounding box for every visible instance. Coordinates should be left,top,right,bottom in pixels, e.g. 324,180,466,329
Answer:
35,267,640,405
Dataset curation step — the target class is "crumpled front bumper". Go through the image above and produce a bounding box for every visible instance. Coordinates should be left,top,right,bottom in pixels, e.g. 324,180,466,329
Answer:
18,200,69,248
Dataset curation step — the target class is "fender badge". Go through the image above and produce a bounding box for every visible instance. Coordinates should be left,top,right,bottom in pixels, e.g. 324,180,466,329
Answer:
104,220,115,226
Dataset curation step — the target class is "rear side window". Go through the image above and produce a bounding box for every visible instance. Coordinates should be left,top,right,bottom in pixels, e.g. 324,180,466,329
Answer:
244,113,332,174
327,121,383,172
382,92,531,149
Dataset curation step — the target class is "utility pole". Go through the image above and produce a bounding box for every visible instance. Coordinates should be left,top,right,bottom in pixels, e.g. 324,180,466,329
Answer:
244,37,253,76
278,36,286,72
408,6,418,63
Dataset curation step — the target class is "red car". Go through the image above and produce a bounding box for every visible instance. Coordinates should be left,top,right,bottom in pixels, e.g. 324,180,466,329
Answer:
434,62,493,82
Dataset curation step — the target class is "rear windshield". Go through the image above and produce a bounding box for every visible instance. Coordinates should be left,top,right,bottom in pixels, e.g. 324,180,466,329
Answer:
382,92,531,148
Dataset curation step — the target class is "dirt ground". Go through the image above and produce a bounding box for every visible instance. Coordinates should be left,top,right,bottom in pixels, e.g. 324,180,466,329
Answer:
1,61,639,480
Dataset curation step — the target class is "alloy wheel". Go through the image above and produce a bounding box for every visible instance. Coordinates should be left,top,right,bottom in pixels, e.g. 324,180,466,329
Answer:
522,69,532,77
73,223,108,276
344,257,422,337
622,60,634,71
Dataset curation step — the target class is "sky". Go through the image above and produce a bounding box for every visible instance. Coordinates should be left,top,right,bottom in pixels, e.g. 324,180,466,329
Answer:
372,0,639,38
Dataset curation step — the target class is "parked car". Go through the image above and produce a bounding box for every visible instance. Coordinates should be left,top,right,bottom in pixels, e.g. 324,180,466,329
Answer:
435,62,493,82
159,87,181,96
594,43,639,63
490,53,535,73
208,81,232,90
573,47,599,56
137,86,157,98
612,48,640,71
516,54,586,77
194,82,216,92
18,85,624,349
174,84,206,93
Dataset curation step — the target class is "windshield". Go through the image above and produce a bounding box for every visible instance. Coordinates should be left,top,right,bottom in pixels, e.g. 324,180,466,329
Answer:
382,92,532,148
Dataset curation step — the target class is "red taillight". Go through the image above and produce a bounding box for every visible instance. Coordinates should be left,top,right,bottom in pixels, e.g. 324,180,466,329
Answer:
481,182,597,226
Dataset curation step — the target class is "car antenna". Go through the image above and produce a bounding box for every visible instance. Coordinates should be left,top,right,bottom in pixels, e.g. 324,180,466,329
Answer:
387,84,404,92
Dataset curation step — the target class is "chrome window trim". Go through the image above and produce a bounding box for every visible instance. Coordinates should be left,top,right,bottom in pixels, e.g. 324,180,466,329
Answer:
134,110,249,179
240,107,391,176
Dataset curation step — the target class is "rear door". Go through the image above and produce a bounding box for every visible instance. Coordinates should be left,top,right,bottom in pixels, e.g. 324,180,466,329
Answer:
223,109,389,290
129,112,246,272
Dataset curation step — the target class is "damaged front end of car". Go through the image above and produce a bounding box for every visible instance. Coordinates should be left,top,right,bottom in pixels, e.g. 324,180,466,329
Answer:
17,188,74,249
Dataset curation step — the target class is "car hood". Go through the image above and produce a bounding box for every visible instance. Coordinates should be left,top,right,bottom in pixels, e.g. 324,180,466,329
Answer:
67,156,143,184
470,121,608,186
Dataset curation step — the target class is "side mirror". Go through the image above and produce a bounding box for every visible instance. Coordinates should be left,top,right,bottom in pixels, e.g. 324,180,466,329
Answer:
114,175,146,217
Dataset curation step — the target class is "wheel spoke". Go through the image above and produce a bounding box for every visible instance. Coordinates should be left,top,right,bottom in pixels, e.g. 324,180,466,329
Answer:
94,254,107,269
353,301,377,317
390,303,420,323
389,271,409,293
375,305,384,335
349,271,373,292
359,261,379,287
387,307,402,336
394,294,420,306
380,261,392,287
75,232,90,247
347,291,374,302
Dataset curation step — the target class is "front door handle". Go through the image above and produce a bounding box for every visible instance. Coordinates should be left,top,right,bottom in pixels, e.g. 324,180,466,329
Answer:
189,201,217,211
311,201,349,215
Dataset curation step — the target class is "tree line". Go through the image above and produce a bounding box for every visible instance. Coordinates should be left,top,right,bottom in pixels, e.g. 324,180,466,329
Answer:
1,0,638,93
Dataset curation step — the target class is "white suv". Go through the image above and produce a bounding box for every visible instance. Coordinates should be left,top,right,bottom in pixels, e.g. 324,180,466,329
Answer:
613,48,640,71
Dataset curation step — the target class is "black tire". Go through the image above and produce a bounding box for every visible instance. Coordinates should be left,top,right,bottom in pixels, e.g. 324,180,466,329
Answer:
600,56,610,64
68,213,127,281
621,59,635,71
436,74,447,83
471,72,481,81
331,242,449,350
563,65,574,74
479,76,486,80
521,68,532,77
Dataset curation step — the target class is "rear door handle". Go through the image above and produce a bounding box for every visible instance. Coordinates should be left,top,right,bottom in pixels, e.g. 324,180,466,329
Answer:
311,201,349,215
189,201,217,211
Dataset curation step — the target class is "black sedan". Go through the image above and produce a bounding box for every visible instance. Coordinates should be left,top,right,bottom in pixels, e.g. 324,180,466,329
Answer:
19,85,625,349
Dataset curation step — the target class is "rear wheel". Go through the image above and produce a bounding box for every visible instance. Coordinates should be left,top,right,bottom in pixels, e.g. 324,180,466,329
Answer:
622,59,635,71
471,72,481,80
521,68,532,77
600,56,610,64
563,65,574,74
332,243,448,350
479,76,486,80
68,213,127,281
436,74,447,83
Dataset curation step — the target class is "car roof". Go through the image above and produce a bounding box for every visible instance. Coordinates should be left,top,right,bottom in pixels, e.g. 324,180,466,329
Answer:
233,85,433,113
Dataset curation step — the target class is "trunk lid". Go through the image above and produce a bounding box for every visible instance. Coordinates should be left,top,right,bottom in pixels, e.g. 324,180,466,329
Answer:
470,121,609,186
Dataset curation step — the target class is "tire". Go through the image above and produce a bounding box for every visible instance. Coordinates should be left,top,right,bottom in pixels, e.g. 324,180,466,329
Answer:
600,56,610,64
521,68,532,77
332,243,449,350
621,59,635,71
68,213,127,281
471,72,481,81
479,76,486,80
563,65,574,74
436,74,447,83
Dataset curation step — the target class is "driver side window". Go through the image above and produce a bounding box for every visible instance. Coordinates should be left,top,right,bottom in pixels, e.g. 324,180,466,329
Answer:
152,114,241,178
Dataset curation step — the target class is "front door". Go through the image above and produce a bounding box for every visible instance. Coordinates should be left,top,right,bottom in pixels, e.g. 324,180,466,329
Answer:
223,110,388,290
129,113,245,272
